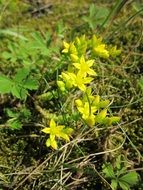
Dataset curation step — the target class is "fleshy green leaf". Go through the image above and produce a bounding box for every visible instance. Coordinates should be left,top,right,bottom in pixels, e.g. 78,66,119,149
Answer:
63,128,74,135
96,109,107,123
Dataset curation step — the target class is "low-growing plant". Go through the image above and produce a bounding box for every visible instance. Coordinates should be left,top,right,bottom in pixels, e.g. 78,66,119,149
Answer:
39,34,121,149
0,31,141,189
0,67,38,100
82,4,109,30
102,155,139,190
5,107,31,129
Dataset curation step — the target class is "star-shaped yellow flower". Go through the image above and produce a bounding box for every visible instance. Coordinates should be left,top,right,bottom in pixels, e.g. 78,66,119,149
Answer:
62,41,77,55
73,56,96,76
68,72,94,91
76,101,97,127
41,119,73,149
77,102,97,119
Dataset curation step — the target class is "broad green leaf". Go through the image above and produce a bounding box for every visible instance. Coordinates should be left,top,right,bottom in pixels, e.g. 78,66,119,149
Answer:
30,32,49,55
95,7,109,23
0,75,13,93
23,79,39,90
14,67,30,83
102,164,115,178
111,179,118,190
2,52,12,59
6,109,19,118
32,32,46,46
119,181,130,190
116,155,121,170
89,4,96,18
11,85,27,100
7,119,22,129
119,172,138,186
21,108,31,118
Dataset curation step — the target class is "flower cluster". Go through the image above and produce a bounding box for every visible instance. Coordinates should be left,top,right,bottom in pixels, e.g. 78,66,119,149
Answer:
57,35,121,127
57,35,121,92
41,34,121,149
75,88,120,127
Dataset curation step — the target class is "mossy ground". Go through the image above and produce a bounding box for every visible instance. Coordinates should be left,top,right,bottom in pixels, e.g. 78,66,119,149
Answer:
0,0,143,189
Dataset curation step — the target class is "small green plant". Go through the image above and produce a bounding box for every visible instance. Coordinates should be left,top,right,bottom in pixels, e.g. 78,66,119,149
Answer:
82,4,109,30
6,107,31,129
1,31,52,65
102,156,139,190
38,34,121,149
0,67,38,100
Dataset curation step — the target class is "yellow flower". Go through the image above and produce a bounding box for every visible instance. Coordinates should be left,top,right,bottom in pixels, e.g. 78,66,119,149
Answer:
92,35,103,47
75,35,86,46
69,43,77,55
94,44,109,58
92,95,100,106
70,54,79,62
60,72,74,89
74,35,87,55
77,102,97,119
41,119,73,149
85,114,96,126
75,99,83,107
76,101,97,127
73,56,97,76
62,41,70,53
68,72,94,91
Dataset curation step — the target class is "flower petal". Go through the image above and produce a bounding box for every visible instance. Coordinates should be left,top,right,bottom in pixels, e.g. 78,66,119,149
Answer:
87,68,97,76
50,119,56,129
73,63,80,69
86,60,94,67
50,138,58,149
41,127,50,134
50,135,58,149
